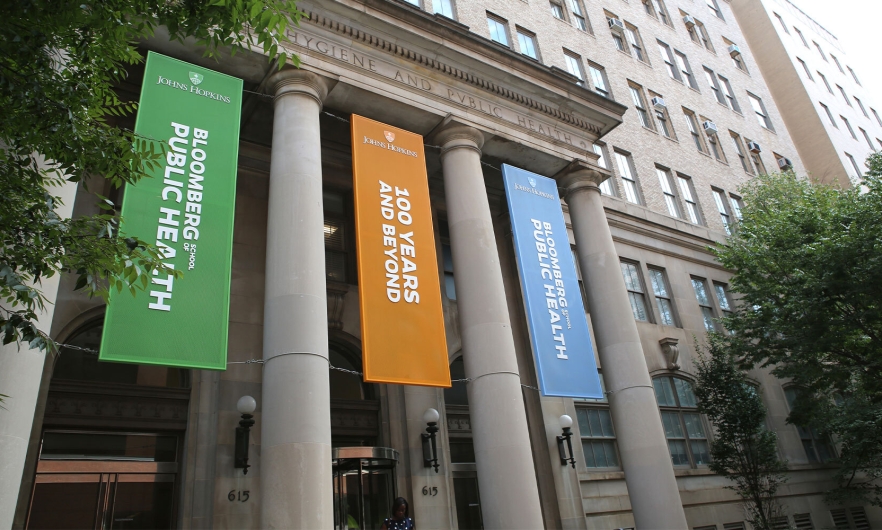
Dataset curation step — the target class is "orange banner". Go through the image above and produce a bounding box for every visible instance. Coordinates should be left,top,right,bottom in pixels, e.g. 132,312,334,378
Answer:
351,115,451,387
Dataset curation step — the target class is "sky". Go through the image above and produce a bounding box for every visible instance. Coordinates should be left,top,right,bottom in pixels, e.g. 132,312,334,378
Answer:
788,0,882,105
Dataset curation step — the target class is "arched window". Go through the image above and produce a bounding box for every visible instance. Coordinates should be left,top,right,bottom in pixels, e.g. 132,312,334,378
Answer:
653,376,710,467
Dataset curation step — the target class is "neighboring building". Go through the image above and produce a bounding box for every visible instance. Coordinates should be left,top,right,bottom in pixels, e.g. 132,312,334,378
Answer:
732,0,882,186
4,0,881,530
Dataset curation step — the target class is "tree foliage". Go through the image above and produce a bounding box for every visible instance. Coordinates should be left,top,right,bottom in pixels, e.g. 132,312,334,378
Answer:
712,155,882,507
0,0,302,351
694,334,788,530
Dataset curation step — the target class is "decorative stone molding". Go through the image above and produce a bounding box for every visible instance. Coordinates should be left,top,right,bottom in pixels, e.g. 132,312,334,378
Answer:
330,399,379,437
432,123,485,156
297,11,606,135
326,282,349,331
268,69,331,108
659,337,680,371
552,158,612,200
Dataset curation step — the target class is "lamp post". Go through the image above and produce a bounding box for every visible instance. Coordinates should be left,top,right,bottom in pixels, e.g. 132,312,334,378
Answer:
557,414,576,468
421,408,440,473
234,396,257,475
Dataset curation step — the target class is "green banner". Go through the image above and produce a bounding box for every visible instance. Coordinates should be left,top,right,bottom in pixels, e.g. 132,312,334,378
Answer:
100,52,242,370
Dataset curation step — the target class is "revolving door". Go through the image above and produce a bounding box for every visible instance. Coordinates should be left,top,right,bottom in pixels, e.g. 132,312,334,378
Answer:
333,447,398,530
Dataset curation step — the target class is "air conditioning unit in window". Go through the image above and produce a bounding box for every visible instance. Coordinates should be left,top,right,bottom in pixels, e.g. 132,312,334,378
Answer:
728,44,742,58
651,97,667,110
777,157,793,170
703,121,718,135
747,141,762,153
608,18,626,33
683,15,696,28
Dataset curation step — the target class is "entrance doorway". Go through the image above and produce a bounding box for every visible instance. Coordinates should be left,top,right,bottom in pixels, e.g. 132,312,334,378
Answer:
26,432,178,530
332,447,398,530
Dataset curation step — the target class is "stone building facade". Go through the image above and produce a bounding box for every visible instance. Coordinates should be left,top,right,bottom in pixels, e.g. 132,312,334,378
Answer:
2,0,881,529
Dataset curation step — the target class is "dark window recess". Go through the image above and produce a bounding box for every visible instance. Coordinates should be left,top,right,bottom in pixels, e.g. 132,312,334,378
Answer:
40,432,178,462
324,191,348,283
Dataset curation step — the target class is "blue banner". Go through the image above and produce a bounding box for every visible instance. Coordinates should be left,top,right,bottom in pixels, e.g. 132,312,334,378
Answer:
502,164,603,399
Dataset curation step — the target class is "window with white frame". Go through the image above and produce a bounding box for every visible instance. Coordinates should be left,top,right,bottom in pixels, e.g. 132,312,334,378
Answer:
705,67,726,106
705,0,723,19
614,150,641,204
729,194,743,221
712,188,732,235
593,144,616,196
433,0,454,19
677,174,702,224
550,1,565,20
620,261,650,321
486,14,510,46
707,128,725,162
653,376,711,467
713,281,733,318
691,277,717,331
748,93,773,130
568,0,590,32
516,28,539,60
563,51,584,82
656,167,681,218
588,63,610,98
675,50,698,89
651,92,674,139
652,0,670,24
730,132,751,174
625,24,647,62
684,110,705,153
658,41,679,81
649,267,677,326
719,76,740,112
630,84,652,129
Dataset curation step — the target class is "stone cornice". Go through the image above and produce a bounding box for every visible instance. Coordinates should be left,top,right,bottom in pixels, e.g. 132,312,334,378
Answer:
299,6,626,137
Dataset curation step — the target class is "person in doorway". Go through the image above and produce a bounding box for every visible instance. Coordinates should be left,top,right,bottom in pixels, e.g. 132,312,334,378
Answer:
381,497,414,530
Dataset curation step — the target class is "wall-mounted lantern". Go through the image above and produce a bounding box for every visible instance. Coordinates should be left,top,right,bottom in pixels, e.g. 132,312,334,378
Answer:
421,408,440,473
234,395,257,475
557,414,576,468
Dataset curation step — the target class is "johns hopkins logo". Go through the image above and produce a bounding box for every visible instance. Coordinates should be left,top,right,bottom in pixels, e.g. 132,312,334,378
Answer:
528,177,537,188
189,72,204,85
384,131,396,143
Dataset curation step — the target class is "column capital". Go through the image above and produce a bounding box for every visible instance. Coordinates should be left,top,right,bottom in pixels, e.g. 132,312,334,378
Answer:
553,158,612,201
268,69,331,109
431,123,484,157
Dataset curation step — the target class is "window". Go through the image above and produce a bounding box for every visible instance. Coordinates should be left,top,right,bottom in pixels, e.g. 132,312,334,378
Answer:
588,63,611,98
793,513,815,530
773,12,789,33
818,71,833,94
684,110,705,153
486,14,510,46
784,387,836,463
576,407,620,468
568,0,590,32
729,194,744,220
696,22,714,52
845,152,862,179
836,85,852,107
692,277,717,331
436,221,457,300
621,261,650,321
625,24,647,62
593,144,616,196
794,27,809,47
854,97,868,118
614,150,641,204
678,173,702,224
517,29,539,60
550,1,565,20
656,167,681,218
675,51,698,89
842,116,857,140
797,58,813,81
813,41,827,61
324,191,349,282
847,66,861,86
705,67,726,106
651,92,674,139
649,268,677,326
745,140,767,174
730,132,751,173
654,376,710,467
820,102,837,127
860,128,874,150
724,38,746,71
608,15,627,53
644,0,670,24
873,108,882,127
707,128,725,162
748,93,773,130
712,189,732,235
658,41,680,81
564,51,584,82
433,0,454,19
831,54,844,73
705,0,723,19
715,280,739,322
830,507,871,530
629,84,652,129
719,76,740,112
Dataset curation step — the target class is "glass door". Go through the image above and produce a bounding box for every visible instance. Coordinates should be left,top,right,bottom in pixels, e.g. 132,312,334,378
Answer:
332,447,398,530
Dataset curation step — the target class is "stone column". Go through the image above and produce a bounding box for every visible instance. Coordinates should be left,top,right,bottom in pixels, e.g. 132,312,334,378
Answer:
555,160,688,529
260,70,333,529
435,124,544,530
